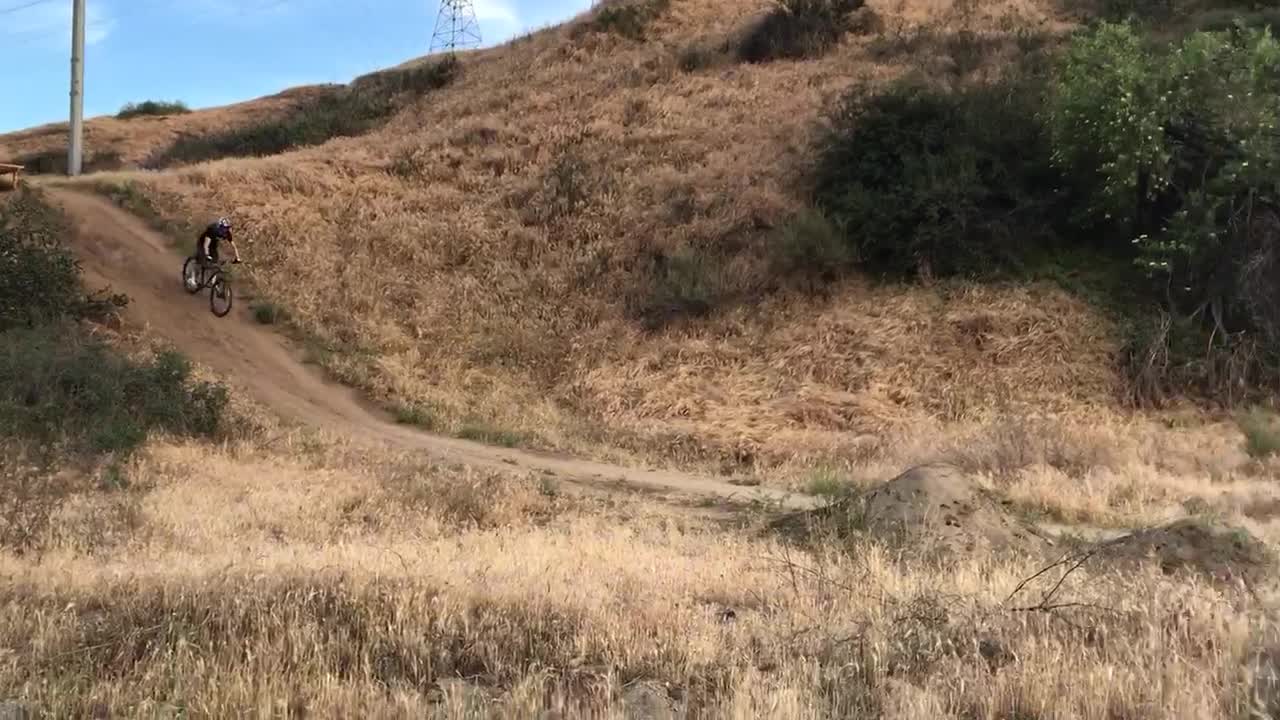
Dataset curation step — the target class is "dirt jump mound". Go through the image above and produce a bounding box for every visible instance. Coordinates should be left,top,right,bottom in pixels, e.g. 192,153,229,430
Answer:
1096,518,1274,589
775,463,1052,556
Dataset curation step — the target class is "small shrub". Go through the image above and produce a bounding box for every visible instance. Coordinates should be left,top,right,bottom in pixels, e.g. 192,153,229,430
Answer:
805,467,853,498
457,421,526,448
394,402,439,430
738,0,865,63
583,0,671,40
677,42,721,72
1238,407,1280,459
770,208,851,288
116,100,190,119
251,301,287,325
533,144,596,222
637,246,724,329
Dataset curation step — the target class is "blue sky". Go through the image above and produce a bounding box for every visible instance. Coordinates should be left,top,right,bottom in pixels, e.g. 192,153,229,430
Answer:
0,0,592,132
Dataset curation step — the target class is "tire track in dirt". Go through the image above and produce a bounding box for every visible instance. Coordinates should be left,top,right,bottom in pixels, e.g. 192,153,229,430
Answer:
50,188,817,510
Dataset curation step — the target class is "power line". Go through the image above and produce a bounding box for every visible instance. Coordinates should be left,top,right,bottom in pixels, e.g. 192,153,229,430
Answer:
0,0,58,16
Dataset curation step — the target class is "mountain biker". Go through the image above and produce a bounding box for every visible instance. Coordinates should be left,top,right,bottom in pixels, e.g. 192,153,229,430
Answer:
196,217,242,267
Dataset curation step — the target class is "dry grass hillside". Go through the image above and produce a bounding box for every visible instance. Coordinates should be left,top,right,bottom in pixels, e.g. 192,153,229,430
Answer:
0,85,333,173
5,0,1280,716
0,0,1153,483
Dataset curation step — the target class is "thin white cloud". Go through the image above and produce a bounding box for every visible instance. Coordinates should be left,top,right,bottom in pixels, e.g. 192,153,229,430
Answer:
472,0,520,28
5,1,115,48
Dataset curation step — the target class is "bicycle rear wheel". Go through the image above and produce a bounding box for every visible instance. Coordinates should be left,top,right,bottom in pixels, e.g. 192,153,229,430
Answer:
182,257,201,294
209,274,233,317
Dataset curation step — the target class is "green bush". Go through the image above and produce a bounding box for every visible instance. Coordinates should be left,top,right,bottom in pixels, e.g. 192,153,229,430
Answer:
738,0,865,63
1048,22,1280,391
0,191,83,330
116,100,190,119
0,189,126,330
0,326,229,455
813,75,1065,279
0,188,229,456
582,0,671,40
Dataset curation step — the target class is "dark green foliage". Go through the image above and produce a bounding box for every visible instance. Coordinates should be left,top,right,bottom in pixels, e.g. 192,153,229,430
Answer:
0,191,83,330
582,0,671,40
152,58,459,167
1195,7,1280,32
0,189,126,331
0,189,230,457
738,0,865,63
1049,22,1280,404
0,327,229,455
116,100,190,119
814,75,1065,279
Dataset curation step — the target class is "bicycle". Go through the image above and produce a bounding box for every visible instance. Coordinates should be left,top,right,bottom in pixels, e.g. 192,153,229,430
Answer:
181,255,239,318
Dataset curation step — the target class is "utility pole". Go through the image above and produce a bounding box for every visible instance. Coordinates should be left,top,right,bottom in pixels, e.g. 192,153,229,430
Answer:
68,0,85,176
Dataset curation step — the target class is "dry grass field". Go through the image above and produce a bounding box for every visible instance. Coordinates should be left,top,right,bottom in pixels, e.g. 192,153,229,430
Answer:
2,419,1278,718
4,0,1280,716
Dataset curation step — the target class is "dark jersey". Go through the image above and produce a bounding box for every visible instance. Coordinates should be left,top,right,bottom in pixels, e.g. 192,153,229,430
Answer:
197,223,232,259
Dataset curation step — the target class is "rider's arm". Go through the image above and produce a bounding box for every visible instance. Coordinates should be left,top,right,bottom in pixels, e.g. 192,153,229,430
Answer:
228,239,242,262
199,235,212,259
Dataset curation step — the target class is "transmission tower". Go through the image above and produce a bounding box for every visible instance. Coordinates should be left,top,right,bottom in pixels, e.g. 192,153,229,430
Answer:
430,0,482,54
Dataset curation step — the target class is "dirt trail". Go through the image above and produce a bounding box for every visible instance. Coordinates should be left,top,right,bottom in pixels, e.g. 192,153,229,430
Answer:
50,188,816,510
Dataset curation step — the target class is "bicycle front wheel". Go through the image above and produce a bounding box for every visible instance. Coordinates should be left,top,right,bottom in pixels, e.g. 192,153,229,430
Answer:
209,275,233,317
182,257,201,294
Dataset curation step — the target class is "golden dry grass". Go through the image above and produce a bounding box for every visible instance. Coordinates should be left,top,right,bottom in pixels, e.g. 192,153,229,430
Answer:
2,424,1279,718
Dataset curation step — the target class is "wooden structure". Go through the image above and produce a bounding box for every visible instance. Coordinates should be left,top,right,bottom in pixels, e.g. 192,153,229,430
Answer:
0,163,22,191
